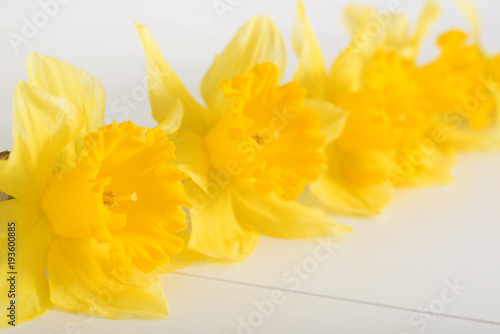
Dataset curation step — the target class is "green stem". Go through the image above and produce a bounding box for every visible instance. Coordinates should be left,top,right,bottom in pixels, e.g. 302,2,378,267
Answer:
0,150,10,202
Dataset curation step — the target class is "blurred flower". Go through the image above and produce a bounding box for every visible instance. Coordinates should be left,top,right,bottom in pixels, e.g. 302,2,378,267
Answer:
418,0,500,150
0,53,188,325
136,17,350,261
293,0,454,216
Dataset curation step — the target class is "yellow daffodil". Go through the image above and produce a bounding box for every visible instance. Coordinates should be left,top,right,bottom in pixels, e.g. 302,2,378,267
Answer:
136,17,350,261
293,0,454,216
0,53,189,325
418,0,500,150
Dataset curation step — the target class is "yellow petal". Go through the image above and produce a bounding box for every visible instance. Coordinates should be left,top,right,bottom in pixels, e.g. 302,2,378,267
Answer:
445,130,500,151
410,0,441,55
0,82,83,203
303,98,348,144
341,4,408,53
156,99,183,135
342,5,377,38
186,179,258,261
232,179,350,238
135,22,212,134
389,147,455,186
292,1,328,99
310,144,394,216
385,15,410,51
160,223,206,274
430,107,500,151
332,5,410,97
171,130,211,192
341,1,439,60
48,238,168,319
0,200,53,326
329,40,366,101
201,16,286,117
26,52,105,169
330,6,390,98
453,0,480,41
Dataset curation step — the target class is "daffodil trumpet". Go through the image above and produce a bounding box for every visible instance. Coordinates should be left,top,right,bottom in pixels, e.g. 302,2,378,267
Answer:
417,0,500,150
136,17,350,262
293,0,455,216
0,53,189,326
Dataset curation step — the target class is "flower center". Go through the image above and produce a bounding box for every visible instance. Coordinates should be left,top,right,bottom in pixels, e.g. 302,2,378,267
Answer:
102,190,138,208
252,134,266,145
204,62,325,201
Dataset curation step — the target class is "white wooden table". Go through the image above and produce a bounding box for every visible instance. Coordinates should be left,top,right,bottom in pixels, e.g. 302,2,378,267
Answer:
1,1,500,333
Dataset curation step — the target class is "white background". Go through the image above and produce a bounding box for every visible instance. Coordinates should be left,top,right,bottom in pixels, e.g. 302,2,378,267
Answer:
1,0,500,333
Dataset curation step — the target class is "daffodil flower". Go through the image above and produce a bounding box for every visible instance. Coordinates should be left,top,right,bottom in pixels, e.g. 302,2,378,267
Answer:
418,0,500,150
293,0,454,216
0,53,189,325
136,17,350,261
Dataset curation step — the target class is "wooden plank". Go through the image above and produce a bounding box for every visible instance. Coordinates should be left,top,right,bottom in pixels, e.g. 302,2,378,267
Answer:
3,273,499,334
